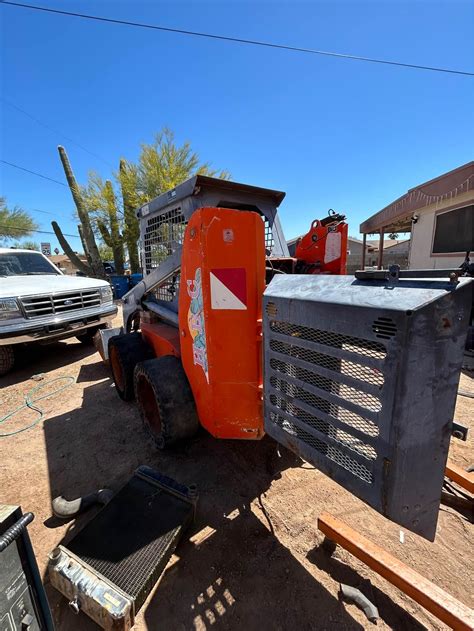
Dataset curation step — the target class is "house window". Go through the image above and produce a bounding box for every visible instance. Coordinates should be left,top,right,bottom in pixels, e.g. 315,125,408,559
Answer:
432,205,473,254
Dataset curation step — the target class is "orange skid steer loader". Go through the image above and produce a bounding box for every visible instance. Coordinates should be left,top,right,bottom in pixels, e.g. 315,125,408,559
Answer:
110,176,347,445
109,175,471,541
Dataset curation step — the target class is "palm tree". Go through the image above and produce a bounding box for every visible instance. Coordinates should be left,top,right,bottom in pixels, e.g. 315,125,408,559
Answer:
0,197,38,243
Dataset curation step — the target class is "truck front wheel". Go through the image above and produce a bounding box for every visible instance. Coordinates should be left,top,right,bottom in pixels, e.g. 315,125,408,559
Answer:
76,326,101,345
0,346,15,376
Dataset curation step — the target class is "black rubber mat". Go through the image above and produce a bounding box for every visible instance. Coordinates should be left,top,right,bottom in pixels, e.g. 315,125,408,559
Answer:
66,469,194,613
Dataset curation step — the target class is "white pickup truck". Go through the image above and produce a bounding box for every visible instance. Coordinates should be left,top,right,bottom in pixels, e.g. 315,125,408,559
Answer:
0,248,117,376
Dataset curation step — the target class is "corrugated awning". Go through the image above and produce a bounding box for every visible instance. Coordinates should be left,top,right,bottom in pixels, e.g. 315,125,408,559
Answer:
360,161,474,234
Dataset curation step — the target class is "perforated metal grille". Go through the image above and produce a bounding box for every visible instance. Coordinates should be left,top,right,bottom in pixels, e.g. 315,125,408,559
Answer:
269,393,376,461
152,273,181,303
270,375,379,437
266,315,388,486
269,320,386,360
269,411,373,483
270,357,382,412
269,338,384,387
143,207,186,274
263,217,274,253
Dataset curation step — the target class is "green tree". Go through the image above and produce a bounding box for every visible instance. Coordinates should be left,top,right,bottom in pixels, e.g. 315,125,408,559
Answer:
136,127,230,199
12,240,40,250
82,176,125,274
82,127,229,274
0,197,38,243
97,242,114,261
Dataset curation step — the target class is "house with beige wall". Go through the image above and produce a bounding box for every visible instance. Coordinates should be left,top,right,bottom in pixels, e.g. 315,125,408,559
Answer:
359,162,473,270
49,254,88,275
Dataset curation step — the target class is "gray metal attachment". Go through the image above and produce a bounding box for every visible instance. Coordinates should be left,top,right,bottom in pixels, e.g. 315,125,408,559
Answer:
263,273,472,540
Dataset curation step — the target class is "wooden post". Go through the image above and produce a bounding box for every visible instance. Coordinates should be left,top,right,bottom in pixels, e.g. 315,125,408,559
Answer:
445,461,474,494
361,233,367,269
318,512,474,631
377,228,384,269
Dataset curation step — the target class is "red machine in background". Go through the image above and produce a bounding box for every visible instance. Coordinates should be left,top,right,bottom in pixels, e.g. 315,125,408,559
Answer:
294,210,348,275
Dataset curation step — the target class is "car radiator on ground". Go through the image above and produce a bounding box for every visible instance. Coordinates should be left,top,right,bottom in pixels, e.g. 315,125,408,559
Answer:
48,467,197,631
263,273,472,541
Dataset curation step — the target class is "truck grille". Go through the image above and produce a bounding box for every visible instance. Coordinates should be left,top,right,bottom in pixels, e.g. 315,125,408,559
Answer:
19,290,101,318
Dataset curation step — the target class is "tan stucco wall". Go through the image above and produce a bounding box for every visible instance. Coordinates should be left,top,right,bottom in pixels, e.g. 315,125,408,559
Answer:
408,190,473,269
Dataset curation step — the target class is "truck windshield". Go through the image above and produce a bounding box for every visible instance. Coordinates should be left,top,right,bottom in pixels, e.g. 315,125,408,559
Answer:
0,251,60,276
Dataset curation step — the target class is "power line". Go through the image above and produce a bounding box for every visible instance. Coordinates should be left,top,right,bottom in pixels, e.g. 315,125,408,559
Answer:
1,98,114,168
1,1,473,77
0,223,80,238
1,159,67,187
29,207,56,216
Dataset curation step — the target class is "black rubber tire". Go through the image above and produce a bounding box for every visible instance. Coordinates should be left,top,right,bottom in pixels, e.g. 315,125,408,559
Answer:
76,326,101,345
109,333,154,401
0,345,15,377
134,355,199,449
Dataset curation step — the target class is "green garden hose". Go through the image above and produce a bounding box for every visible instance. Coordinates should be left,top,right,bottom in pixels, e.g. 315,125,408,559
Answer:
0,376,75,437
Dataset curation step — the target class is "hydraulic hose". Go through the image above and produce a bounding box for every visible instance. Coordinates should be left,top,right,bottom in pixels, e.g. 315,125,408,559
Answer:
340,584,379,623
52,489,113,519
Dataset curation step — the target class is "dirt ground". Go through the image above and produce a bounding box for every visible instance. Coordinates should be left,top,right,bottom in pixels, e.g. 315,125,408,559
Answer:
1,307,473,631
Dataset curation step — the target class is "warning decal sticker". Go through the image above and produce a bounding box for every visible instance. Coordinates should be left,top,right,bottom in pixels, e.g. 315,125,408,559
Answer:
324,231,342,263
210,268,247,310
187,268,209,382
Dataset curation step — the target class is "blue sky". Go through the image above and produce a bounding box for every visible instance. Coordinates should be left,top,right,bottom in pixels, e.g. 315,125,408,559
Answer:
1,0,473,253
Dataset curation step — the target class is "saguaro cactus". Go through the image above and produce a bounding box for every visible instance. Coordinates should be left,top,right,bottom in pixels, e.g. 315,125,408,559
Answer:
57,145,105,279
97,180,124,275
51,221,91,275
119,159,140,274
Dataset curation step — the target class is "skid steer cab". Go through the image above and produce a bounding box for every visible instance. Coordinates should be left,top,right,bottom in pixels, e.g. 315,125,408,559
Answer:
108,176,472,541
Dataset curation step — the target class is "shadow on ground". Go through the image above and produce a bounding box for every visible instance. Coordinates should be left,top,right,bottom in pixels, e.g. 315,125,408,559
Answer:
40,364,361,630
40,362,430,630
306,544,426,630
143,509,363,631
3,340,97,386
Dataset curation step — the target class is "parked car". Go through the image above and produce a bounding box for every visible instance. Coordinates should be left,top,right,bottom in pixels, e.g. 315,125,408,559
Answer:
0,248,117,375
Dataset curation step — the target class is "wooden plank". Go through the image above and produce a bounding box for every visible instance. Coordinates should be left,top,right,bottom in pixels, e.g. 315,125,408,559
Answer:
445,462,474,494
318,512,474,631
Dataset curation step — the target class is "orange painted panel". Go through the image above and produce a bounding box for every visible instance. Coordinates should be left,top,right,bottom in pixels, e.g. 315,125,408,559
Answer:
141,322,181,358
178,207,266,439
